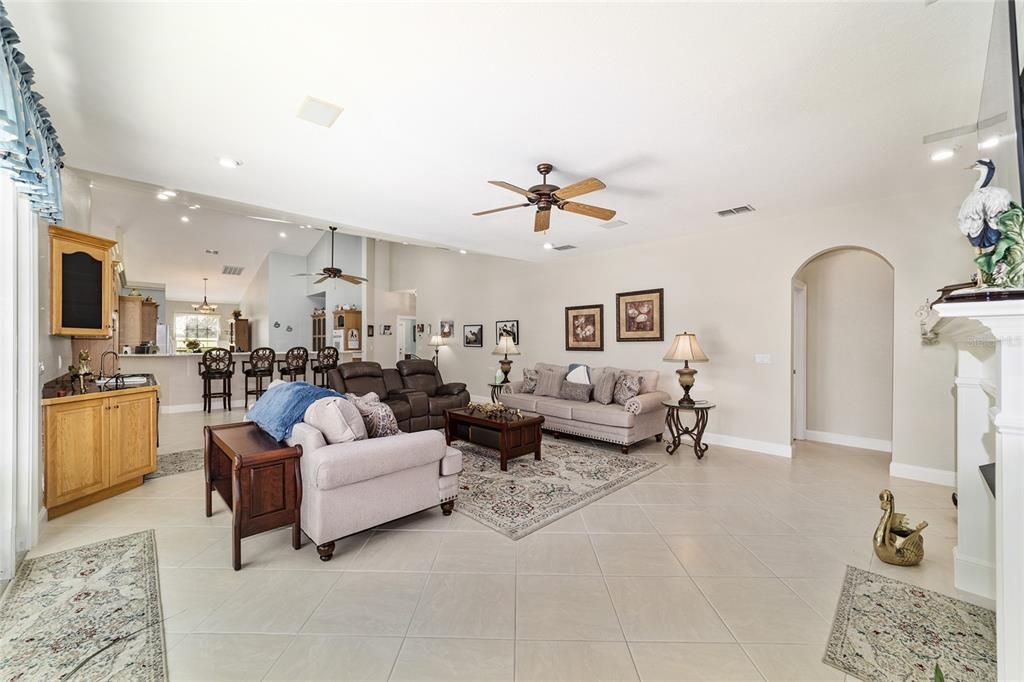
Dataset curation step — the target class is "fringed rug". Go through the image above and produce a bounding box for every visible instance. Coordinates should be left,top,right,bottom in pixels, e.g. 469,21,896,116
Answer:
0,530,167,680
453,439,662,539
145,448,204,479
824,565,996,681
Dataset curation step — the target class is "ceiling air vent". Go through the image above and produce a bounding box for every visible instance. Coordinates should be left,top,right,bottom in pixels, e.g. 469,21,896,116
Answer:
552,244,577,251
221,265,245,276
716,204,755,217
601,220,628,230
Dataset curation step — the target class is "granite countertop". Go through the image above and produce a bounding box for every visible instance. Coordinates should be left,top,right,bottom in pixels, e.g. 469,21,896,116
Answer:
42,372,159,403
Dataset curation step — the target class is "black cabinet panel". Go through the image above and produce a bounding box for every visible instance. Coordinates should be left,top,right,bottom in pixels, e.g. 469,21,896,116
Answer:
61,251,103,330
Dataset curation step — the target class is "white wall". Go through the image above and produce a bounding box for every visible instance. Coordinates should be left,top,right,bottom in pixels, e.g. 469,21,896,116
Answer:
391,184,973,475
240,254,270,347
268,252,314,351
799,248,894,446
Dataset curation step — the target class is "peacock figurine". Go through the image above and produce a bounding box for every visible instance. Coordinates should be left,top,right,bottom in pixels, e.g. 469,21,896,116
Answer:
873,490,928,567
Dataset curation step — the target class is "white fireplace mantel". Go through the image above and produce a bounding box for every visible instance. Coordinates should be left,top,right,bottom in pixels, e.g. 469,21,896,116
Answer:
934,298,1024,681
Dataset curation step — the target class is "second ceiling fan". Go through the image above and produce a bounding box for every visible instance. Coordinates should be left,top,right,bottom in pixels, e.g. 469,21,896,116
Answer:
473,163,616,233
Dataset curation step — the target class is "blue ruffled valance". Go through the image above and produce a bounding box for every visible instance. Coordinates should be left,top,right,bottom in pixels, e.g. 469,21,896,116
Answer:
0,1,62,221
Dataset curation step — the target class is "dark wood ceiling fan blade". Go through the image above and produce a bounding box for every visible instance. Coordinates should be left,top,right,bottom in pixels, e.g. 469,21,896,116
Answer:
473,203,530,216
553,177,606,201
488,181,538,200
560,201,616,221
314,275,329,284
534,209,551,233
340,274,368,285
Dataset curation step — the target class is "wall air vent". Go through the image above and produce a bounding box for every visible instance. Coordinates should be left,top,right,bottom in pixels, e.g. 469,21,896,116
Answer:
221,265,245,276
716,204,756,217
552,244,577,251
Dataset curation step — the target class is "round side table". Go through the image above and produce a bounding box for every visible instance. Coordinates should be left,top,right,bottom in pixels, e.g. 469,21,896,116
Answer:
663,400,716,459
489,382,507,403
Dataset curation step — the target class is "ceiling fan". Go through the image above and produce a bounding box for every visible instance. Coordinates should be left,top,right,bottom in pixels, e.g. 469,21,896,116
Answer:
292,226,369,285
473,163,617,233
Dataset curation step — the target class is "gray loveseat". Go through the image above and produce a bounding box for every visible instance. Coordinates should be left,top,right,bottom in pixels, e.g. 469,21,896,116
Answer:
500,363,669,453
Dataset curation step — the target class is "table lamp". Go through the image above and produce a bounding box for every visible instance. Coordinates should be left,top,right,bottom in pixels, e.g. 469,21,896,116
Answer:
428,335,445,366
492,335,520,383
662,332,709,406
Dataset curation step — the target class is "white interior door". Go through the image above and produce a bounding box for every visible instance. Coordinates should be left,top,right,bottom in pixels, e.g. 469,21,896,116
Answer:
792,280,807,441
396,316,416,361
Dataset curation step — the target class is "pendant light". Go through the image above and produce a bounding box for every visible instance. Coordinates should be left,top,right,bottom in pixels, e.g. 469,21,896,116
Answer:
192,277,218,313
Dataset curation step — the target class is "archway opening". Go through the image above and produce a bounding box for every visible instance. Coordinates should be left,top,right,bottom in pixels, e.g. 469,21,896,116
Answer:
791,247,895,456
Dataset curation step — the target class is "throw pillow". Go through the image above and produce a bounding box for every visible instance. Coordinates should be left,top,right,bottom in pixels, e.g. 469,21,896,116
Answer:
521,368,539,394
559,380,593,402
613,374,641,406
304,397,360,444
593,370,619,405
535,368,568,397
345,392,401,438
566,363,591,384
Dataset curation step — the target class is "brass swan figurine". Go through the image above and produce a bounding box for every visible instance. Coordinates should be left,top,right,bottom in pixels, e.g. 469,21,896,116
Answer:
874,489,928,566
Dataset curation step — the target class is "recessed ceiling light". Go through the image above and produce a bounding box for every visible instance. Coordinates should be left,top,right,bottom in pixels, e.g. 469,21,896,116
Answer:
180,216,190,223
401,241,409,246
159,190,177,197
979,136,1000,150
297,96,345,128
189,204,200,210
156,193,170,201
218,157,241,169
459,249,467,255
279,231,287,238
930,148,955,162
543,242,553,250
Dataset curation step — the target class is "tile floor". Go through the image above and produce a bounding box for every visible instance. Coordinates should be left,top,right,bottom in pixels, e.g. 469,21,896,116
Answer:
29,410,973,681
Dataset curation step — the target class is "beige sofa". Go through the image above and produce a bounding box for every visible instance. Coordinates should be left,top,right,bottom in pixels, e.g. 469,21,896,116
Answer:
500,363,669,453
287,423,462,561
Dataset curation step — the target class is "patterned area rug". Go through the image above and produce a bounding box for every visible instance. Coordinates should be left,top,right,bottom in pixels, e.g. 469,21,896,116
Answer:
824,565,996,681
0,530,167,680
453,439,662,539
145,448,203,479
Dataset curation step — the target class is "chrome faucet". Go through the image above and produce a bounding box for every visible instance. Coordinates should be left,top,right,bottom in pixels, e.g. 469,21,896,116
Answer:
99,350,120,379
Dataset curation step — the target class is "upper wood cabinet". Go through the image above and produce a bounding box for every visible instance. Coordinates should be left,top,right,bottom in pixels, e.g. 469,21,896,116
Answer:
49,225,118,337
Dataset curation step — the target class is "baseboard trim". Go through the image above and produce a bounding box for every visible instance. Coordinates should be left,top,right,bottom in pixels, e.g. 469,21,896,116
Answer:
954,546,996,600
161,400,248,414
889,462,956,486
805,430,892,453
703,432,792,458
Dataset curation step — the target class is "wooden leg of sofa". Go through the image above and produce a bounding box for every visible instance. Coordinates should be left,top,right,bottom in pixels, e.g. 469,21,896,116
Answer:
655,434,663,443
621,445,630,454
440,500,455,516
316,542,336,562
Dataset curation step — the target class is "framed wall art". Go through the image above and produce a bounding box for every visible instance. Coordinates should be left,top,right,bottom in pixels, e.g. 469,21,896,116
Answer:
463,324,483,347
616,288,664,342
565,304,604,351
496,320,519,345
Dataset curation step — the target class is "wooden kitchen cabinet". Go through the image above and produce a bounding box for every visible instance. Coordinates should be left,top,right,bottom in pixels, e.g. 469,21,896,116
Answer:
43,384,158,518
49,225,118,337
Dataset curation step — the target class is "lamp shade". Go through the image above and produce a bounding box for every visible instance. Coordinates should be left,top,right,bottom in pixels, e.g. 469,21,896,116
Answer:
663,332,708,363
428,335,445,347
492,336,520,356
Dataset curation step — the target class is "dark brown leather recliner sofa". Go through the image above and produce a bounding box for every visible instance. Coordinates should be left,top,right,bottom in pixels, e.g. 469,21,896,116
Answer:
396,359,471,429
327,362,431,432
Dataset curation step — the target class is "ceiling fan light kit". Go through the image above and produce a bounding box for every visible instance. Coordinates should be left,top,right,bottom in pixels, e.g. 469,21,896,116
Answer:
473,162,617,233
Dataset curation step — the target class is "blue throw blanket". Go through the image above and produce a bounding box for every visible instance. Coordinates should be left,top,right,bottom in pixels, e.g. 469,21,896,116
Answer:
246,381,343,441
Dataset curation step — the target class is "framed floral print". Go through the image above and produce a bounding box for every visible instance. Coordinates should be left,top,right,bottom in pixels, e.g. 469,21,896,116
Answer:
565,304,604,351
616,288,664,342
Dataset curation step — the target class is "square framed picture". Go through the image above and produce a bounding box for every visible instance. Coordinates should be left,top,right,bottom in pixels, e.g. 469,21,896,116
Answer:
616,288,664,342
440,320,454,338
496,320,519,345
463,324,483,347
565,304,604,351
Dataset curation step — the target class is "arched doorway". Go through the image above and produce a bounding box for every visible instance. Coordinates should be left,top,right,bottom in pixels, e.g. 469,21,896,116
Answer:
791,247,895,453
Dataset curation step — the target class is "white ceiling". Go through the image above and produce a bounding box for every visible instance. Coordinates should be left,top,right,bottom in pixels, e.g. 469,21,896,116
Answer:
9,1,995,261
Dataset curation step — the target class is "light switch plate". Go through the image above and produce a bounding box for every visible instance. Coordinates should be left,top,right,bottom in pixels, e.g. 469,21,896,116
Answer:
754,354,772,365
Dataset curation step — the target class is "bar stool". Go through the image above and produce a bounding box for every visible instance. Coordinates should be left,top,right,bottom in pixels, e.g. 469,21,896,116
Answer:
242,347,276,407
277,346,309,382
311,347,339,388
198,347,235,413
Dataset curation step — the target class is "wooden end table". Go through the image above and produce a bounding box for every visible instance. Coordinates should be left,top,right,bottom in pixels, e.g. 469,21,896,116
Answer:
445,407,544,471
204,422,303,570
488,382,507,403
664,400,716,459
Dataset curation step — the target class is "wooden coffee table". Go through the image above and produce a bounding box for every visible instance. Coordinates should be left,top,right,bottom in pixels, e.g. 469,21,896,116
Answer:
445,407,544,471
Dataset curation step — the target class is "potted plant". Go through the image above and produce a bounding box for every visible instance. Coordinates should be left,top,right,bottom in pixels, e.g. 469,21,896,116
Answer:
232,309,242,320
185,339,201,353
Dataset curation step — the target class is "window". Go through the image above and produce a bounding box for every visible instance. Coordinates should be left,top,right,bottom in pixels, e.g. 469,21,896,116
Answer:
174,313,221,353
